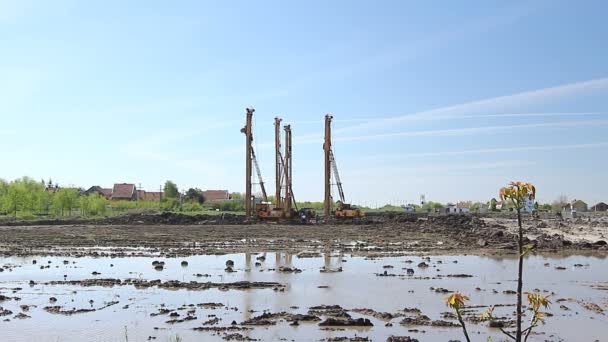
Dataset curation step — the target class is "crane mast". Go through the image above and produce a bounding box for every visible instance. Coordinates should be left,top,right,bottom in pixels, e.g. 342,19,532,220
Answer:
323,114,333,218
284,124,293,216
323,113,361,219
243,108,298,220
274,117,283,209
243,108,254,218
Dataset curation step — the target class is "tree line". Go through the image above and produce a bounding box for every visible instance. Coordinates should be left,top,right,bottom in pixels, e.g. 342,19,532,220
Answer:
0,177,107,217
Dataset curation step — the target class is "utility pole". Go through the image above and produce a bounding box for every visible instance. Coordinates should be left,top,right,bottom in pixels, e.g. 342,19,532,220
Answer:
284,124,292,216
242,108,254,218
323,114,333,219
274,117,283,209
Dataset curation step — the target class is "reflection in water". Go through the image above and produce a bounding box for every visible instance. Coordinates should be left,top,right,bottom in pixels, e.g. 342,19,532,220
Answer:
323,252,344,269
275,252,293,268
244,252,253,321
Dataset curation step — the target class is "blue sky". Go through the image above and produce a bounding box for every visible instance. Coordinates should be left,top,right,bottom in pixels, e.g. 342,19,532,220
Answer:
1,0,607,205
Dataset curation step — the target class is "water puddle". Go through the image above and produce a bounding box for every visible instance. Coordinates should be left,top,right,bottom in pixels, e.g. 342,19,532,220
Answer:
1,252,606,341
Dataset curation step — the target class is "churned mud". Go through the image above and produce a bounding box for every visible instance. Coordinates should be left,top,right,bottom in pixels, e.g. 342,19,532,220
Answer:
1,213,606,258
0,213,606,341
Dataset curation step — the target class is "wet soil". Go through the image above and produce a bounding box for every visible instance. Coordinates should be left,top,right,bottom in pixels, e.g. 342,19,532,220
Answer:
1,214,606,258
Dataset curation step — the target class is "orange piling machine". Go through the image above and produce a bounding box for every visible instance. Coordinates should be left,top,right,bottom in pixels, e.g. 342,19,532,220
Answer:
323,114,363,220
242,108,297,220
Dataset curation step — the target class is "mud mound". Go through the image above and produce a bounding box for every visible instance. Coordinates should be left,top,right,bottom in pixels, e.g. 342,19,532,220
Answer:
362,212,419,224
3,212,246,226
533,234,607,250
417,215,518,248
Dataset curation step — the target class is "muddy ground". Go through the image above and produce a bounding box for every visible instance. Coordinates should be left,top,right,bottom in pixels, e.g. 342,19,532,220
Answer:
1,213,607,341
0,213,606,257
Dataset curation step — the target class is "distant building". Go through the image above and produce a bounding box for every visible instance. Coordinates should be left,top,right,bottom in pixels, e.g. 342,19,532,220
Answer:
403,204,416,212
112,183,137,201
562,200,588,212
202,190,231,202
591,202,608,212
443,203,469,214
84,186,113,199
140,191,162,202
456,202,470,214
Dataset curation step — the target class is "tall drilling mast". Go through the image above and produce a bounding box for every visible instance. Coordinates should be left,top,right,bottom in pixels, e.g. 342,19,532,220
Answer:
243,108,254,218
323,114,333,218
274,117,283,209
284,124,293,216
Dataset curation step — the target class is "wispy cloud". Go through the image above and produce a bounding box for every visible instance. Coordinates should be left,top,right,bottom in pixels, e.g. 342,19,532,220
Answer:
368,141,608,159
335,78,608,134
333,119,608,143
349,160,536,177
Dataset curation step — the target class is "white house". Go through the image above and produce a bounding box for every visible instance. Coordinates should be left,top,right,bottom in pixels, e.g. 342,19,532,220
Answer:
444,203,470,214
456,202,470,214
403,205,416,213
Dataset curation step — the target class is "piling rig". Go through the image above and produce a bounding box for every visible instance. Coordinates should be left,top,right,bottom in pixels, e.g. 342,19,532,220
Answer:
242,108,269,219
242,108,297,220
323,114,363,220
259,119,298,220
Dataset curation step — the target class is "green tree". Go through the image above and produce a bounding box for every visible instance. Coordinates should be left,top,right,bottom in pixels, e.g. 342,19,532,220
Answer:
79,195,91,216
53,188,79,216
420,201,443,212
22,177,46,213
164,181,179,199
81,194,108,216
90,194,108,216
3,181,25,217
185,188,205,204
35,190,52,215
0,179,7,214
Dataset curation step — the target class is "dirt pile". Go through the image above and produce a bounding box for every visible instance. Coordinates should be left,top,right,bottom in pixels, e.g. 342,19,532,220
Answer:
417,215,518,248
318,317,373,327
3,212,246,226
533,234,607,250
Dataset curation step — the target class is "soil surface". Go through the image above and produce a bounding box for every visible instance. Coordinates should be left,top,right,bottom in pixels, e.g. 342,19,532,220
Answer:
1,213,606,257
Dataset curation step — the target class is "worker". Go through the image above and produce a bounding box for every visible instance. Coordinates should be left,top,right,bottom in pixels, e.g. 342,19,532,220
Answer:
300,213,307,224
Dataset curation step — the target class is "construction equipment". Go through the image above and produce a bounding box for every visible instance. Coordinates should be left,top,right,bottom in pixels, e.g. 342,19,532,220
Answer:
242,108,254,218
243,109,297,221
242,108,271,219
265,120,298,220
323,114,363,219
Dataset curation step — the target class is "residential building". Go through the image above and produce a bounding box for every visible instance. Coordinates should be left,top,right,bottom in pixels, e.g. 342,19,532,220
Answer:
84,186,113,199
456,202,470,214
562,200,588,212
442,203,469,214
112,183,137,201
140,191,162,202
202,190,231,202
403,204,416,212
591,202,608,212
